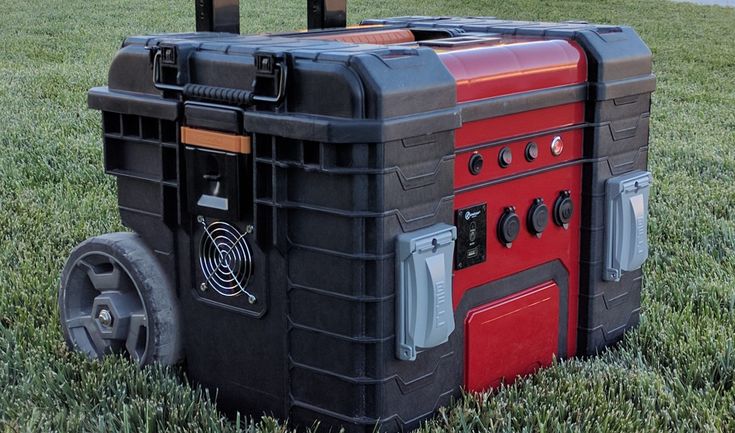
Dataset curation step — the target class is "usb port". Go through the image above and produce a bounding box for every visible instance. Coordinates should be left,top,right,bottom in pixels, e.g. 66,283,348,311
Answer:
466,247,479,259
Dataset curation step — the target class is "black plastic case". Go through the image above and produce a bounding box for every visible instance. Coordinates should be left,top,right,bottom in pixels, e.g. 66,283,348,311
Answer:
91,34,458,431
88,17,654,431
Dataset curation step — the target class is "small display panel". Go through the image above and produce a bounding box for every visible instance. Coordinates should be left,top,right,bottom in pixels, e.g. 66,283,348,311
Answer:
455,203,487,269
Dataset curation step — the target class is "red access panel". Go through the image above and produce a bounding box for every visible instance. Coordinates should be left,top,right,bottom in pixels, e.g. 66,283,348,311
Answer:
465,281,560,392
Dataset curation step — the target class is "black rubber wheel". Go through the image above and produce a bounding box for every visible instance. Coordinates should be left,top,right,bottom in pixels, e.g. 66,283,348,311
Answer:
59,232,183,366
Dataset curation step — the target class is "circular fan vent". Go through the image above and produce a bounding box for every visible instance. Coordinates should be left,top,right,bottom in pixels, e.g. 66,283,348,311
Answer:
198,219,254,299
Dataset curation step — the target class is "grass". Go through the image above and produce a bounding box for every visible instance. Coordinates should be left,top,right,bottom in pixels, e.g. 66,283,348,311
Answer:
0,0,734,431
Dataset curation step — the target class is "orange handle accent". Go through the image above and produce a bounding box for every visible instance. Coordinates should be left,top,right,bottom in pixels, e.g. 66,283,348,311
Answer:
181,127,252,154
306,28,416,45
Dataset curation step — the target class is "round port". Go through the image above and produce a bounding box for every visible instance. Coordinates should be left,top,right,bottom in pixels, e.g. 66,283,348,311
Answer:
553,191,574,228
497,207,520,247
527,198,549,236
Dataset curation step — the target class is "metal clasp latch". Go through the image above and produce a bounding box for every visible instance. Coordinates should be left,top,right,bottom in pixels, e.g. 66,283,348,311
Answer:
251,53,287,104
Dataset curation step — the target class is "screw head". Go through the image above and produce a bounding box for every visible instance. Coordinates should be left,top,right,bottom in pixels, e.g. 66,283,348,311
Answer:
199,282,208,292
247,294,257,304
97,309,113,327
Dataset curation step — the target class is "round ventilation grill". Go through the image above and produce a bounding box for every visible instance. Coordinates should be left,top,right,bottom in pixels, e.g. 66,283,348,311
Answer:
198,220,254,298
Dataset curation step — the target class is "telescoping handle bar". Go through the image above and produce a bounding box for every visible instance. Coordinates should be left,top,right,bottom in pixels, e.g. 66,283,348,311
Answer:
307,0,347,30
195,0,240,33
195,0,347,33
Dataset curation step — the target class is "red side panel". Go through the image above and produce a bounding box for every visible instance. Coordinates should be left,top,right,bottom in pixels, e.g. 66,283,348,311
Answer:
439,36,587,389
465,281,560,391
452,164,582,362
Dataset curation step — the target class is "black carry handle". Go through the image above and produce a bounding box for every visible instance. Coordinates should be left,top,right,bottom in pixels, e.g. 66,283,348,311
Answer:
152,49,288,107
194,0,346,32
183,84,255,106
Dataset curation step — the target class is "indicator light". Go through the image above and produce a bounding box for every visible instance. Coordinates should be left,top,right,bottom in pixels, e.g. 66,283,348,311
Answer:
551,136,564,156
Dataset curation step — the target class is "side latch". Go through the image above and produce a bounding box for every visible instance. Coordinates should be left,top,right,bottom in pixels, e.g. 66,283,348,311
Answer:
396,224,457,361
603,170,653,282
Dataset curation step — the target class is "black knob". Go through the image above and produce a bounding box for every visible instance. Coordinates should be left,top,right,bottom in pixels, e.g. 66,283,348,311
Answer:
468,152,484,175
525,141,539,162
498,146,512,168
553,191,574,228
497,207,521,247
527,198,549,237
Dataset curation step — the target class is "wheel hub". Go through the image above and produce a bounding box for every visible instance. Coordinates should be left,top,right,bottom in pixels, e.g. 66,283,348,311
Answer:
61,252,149,363
97,308,113,328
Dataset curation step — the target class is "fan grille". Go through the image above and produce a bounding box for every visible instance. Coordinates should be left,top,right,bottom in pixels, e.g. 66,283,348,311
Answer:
198,220,253,298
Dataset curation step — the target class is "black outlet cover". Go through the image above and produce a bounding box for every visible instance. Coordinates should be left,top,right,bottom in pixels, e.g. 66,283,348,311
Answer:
497,207,521,247
553,191,574,227
527,198,549,235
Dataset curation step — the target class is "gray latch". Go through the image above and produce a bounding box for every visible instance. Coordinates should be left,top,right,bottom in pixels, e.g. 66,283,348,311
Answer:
396,223,457,361
603,170,653,282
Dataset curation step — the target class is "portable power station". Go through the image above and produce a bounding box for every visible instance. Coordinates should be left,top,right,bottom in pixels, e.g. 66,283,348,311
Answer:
59,1,654,431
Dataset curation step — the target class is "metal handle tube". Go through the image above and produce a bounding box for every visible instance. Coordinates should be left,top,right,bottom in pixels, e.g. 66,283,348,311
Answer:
307,0,347,29
195,0,240,33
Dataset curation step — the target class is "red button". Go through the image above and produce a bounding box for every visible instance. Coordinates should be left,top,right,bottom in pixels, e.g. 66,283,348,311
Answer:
551,136,564,156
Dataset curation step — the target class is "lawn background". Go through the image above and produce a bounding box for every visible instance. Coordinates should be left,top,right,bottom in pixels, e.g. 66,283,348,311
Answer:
1,0,734,431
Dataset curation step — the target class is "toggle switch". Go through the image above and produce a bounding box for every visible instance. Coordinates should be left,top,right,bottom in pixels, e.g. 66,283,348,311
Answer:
525,141,539,162
469,152,484,175
498,146,513,168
